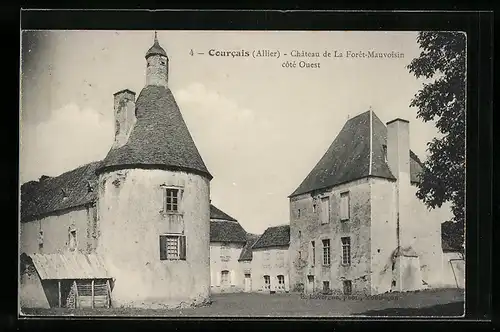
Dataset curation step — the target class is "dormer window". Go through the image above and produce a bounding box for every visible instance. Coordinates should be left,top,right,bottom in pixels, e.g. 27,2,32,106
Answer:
383,144,388,162
87,180,94,193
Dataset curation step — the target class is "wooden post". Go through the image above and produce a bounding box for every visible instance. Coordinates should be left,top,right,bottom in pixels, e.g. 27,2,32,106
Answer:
106,279,111,308
91,280,95,309
74,281,78,309
58,281,61,308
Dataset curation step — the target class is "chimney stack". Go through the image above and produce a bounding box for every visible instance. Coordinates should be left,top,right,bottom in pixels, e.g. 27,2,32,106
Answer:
113,89,136,148
386,118,412,248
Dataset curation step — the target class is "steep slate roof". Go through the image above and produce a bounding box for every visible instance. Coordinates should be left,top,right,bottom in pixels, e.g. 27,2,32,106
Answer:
252,225,290,250
97,85,212,179
210,220,247,243
20,161,101,222
210,204,237,221
290,110,423,197
209,204,247,243
238,233,261,261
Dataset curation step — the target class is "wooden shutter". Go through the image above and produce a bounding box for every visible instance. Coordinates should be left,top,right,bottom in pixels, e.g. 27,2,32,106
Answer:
179,236,186,260
341,192,349,220
230,270,236,286
159,235,167,260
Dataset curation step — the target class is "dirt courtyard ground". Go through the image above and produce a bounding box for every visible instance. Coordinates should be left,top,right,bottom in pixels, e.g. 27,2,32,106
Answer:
21,288,464,318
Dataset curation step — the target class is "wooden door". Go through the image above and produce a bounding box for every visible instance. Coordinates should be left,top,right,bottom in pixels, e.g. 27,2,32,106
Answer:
306,275,315,294
244,274,252,292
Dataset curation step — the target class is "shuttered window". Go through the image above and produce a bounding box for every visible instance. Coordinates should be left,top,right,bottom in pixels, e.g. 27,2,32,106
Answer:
321,196,330,224
340,192,350,221
159,235,186,260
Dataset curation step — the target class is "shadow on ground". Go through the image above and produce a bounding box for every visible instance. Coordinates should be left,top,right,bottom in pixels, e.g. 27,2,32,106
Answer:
357,301,464,317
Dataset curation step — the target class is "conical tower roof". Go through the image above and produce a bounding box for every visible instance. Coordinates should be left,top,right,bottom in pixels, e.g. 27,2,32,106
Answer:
97,85,212,179
145,31,167,58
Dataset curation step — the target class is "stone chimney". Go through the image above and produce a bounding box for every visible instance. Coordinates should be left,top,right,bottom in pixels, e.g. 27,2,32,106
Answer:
113,89,136,148
386,118,412,248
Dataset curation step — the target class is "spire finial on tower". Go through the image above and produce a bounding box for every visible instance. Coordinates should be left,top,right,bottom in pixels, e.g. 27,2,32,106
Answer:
145,31,167,59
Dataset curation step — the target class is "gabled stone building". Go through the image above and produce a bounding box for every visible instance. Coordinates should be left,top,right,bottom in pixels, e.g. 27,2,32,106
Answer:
288,110,459,296
251,225,291,293
209,204,247,293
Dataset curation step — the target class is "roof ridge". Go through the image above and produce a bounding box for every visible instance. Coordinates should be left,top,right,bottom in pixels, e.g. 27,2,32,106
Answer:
290,109,423,197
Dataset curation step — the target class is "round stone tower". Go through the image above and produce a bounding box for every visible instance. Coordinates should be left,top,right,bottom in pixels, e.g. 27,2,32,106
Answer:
95,32,212,309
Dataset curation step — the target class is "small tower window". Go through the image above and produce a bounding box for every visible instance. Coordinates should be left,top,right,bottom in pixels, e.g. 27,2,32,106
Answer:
160,59,166,66
165,188,178,212
383,144,388,162
68,229,77,251
161,185,183,214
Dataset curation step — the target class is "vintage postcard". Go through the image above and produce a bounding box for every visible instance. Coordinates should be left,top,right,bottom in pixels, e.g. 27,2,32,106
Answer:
19,30,466,317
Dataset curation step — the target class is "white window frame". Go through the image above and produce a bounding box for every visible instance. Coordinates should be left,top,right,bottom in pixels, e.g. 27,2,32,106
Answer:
341,237,351,266
264,275,271,290
277,275,285,290
322,239,331,266
160,185,183,214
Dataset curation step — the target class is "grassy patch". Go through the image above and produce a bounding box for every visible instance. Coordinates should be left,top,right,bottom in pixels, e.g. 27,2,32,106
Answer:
20,288,465,317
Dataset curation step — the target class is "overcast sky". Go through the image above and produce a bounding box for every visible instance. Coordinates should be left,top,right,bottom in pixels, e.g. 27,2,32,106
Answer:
20,30,443,234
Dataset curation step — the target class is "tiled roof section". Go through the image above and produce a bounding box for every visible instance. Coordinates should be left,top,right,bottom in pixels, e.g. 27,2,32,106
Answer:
252,225,290,250
290,110,423,197
210,204,237,221
210,219,247,243
97,85,212,179
20,161,101,222
24,253,112,280
238,233,261,261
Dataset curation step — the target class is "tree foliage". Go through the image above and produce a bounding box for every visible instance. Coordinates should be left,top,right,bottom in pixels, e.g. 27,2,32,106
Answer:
407,32,466,250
